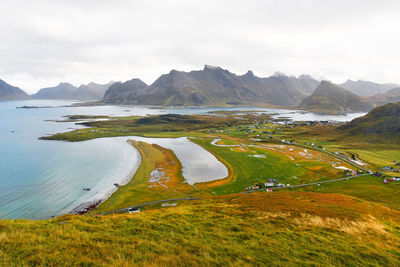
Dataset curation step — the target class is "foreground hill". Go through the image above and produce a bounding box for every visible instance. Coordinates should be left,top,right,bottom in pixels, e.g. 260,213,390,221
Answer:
0,192,399,266
340,79,398,96
102,65,319,106
299,81,373,114
32,81,113,101
338,102,400,137
0,79,30,100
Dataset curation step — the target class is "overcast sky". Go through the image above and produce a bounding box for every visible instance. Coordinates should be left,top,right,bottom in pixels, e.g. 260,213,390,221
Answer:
1,0,400,93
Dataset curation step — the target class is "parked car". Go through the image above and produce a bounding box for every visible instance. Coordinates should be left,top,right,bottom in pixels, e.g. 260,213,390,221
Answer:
128,208,141,213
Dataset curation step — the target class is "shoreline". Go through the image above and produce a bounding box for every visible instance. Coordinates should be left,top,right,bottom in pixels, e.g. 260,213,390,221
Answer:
68,139,142,215
67,136,229,215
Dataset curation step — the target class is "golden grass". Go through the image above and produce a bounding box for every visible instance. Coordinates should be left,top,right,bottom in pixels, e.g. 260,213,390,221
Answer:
1,192,399,266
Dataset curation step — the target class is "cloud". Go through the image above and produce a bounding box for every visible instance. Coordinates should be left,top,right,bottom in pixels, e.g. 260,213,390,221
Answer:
1,0,400,93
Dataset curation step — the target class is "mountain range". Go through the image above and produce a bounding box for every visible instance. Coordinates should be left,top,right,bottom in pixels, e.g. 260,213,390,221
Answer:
102,65,319,106
0,79,30,100
339,79,399,96
32,81,114,101
2,65,400,111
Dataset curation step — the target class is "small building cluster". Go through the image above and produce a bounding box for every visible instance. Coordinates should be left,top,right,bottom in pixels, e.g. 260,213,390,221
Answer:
244,179,290,192
383,177,400,184
273,120,345,126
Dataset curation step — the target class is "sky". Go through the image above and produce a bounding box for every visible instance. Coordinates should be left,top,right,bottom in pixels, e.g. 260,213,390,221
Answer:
1,0,400,94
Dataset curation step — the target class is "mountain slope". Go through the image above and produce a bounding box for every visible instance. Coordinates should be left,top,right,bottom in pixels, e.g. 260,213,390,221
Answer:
338,102,400,136
103,79,148,104
299,81,373,114
102,66,319,106
77,82,114,99
33,82,113,101
32,82,78,99
0,79,30,100
372,87,400,106
340,79,399,96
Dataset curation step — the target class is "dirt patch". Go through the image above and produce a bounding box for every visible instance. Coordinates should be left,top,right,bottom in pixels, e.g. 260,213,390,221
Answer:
231,146,251,152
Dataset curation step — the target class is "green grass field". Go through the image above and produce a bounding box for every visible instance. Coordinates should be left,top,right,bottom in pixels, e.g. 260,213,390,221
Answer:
191,138,352,194
287,175,400,210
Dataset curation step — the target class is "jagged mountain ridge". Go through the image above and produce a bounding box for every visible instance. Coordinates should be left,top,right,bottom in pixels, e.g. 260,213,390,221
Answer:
0,79,30,100
102,65,319,106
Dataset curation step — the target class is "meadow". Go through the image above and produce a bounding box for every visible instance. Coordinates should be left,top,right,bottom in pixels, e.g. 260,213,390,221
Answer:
1,192,399,266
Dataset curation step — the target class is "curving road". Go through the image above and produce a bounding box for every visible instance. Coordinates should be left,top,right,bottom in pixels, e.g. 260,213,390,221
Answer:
96,197,202,216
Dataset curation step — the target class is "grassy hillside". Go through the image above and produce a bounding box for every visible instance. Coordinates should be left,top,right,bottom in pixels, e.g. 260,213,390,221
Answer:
339,102,400,138
1,192,399,266
288,175,400,210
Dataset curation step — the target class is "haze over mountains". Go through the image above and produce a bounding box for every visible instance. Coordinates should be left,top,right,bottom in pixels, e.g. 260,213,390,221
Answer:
340,80,399,96
32,81,114,101
2,65,400,113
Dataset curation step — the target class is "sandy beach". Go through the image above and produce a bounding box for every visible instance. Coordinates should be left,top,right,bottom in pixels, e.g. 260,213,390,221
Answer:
69,139,142,215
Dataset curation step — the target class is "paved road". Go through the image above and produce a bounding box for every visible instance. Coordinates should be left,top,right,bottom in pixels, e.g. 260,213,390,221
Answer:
243,173,370,193
96,197,202,216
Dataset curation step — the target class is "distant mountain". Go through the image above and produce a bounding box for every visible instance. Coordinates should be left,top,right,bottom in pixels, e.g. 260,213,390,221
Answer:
102,65,319,106
299,81,373,114
103,79,148,103
0,79,30,100
338,102,400,137
33,82,113,101
340,79,399,96
372,87,400,107
32,82,78,100
81,82,115,99
288,74,320,95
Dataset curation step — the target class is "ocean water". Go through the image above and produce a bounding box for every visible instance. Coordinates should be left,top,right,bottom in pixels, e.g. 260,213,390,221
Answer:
0,100,365,219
